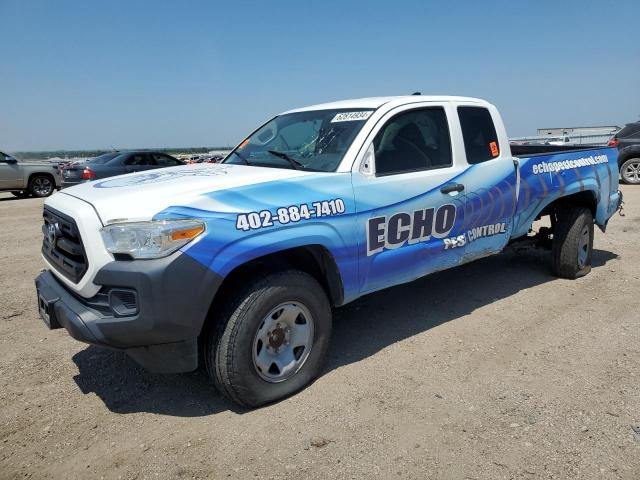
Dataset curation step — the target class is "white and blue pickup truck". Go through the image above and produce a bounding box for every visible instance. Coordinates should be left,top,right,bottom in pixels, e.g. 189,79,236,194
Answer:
35,96,622,407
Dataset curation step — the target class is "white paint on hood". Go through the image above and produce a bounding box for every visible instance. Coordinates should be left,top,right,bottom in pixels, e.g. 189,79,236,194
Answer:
55,163,313,223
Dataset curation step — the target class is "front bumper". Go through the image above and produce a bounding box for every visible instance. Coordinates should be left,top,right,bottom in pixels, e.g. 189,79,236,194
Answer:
60,178,88,189
35,252,222,373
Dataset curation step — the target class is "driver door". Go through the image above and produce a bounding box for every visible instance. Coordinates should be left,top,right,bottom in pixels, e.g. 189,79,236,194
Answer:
351,103,467,294
0,152,22,188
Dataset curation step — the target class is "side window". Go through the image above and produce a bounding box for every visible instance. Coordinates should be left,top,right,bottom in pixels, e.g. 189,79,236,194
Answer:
153,154,179,166
458,106,500,164
373,108,452,176
618,124,640,138
126,153,152,166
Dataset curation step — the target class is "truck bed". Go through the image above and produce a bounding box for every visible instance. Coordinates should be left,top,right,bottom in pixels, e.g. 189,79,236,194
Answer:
510,143,601,157
510,145,620,239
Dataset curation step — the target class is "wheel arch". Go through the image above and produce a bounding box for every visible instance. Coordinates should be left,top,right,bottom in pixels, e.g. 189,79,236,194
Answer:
27,171,56,188
548,190,597,213
539,190,598,220
200,244,344,338
617,147,640,167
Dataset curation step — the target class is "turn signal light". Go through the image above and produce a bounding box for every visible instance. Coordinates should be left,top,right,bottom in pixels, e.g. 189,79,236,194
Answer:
170,225,205,241
81,168,97,180
607,138,619,147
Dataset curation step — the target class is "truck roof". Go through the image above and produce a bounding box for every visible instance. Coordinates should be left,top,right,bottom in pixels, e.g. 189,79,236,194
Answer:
283,95,488,114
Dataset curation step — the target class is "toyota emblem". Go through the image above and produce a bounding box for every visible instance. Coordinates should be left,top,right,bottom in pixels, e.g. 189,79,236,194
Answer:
47,222,59,244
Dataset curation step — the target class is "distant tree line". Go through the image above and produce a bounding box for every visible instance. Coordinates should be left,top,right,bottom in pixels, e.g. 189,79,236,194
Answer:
11,147,232,161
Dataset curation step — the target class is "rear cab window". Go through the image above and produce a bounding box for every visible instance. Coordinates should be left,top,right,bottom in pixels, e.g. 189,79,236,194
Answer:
458,106,501,164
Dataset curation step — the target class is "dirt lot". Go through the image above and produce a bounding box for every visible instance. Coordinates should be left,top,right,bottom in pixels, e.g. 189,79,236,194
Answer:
0,186,639,480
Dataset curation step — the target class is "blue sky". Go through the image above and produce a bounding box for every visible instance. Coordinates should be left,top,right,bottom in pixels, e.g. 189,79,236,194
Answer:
1,0,639,151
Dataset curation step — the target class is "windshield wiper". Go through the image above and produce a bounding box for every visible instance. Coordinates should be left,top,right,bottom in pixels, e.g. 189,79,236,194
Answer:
232,150,251,166
267,150,305,170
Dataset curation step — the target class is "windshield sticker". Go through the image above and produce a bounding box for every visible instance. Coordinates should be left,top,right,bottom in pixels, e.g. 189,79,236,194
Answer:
490,141,499,157
331,111,373,123
236,199,346,231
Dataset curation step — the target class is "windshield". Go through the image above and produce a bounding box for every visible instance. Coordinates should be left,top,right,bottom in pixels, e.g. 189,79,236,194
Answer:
89,152,120,164
224,109,374,172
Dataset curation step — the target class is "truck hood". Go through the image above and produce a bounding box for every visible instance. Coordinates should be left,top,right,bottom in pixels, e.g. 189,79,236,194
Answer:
20,161,58,167
57,163,313,223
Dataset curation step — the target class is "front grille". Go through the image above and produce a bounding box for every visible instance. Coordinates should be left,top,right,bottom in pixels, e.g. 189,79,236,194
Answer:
42,206,88,283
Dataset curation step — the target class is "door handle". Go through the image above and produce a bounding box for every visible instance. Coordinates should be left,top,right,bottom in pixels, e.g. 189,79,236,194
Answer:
440,183,465,194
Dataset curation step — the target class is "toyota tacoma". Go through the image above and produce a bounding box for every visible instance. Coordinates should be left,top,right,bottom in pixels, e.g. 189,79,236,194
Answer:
35,96,622,407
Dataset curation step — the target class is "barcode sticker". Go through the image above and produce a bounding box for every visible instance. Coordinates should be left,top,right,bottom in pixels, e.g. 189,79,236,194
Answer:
331,111,373,123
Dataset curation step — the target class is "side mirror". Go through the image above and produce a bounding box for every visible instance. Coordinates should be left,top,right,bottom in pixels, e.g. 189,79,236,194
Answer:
360,143,375,176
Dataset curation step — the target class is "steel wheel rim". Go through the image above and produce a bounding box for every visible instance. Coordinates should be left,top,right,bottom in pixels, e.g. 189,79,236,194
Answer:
623,161,640,183
577,225,590,269
33,177,52,195
252,302,314,383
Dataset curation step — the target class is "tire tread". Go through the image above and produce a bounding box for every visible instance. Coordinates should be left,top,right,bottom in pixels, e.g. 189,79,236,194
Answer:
205,270,329,407
551,207,593,279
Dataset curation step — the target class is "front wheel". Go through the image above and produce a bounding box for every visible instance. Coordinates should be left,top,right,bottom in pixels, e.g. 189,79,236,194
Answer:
620,158,640,185
205,270,332,407
551,207,594,279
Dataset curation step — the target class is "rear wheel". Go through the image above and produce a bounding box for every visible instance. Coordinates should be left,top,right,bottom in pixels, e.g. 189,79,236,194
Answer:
551,207,594,279
620,158,640,185
205,270,332,407
11,191,29,198
28,175,54,197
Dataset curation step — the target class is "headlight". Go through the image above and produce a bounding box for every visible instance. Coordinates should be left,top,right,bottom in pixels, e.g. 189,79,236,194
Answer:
101,219,205,259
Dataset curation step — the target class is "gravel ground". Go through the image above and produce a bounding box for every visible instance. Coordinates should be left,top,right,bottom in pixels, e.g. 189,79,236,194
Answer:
0,186,639,480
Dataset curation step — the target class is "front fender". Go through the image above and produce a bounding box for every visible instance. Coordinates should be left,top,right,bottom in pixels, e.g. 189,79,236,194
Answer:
213,221,355,274
174,212,360,304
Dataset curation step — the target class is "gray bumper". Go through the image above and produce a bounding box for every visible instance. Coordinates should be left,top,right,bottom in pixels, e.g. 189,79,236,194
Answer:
35,252,222,373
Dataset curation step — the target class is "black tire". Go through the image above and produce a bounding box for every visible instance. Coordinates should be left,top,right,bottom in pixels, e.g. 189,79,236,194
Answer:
551,207,594,279
28,175,54,197
620,157,640,185
11,191,29,198
205,270,332,407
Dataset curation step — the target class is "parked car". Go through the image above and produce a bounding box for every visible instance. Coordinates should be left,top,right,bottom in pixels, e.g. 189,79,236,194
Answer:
36,95,621,407
60,151,184,188
544,135,571,146
0,151,61,198
608,122,640,184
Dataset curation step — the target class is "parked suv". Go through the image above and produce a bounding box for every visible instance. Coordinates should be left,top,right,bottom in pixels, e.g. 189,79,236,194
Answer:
61,151,185,188
608,122,640,184
0,151,61,198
